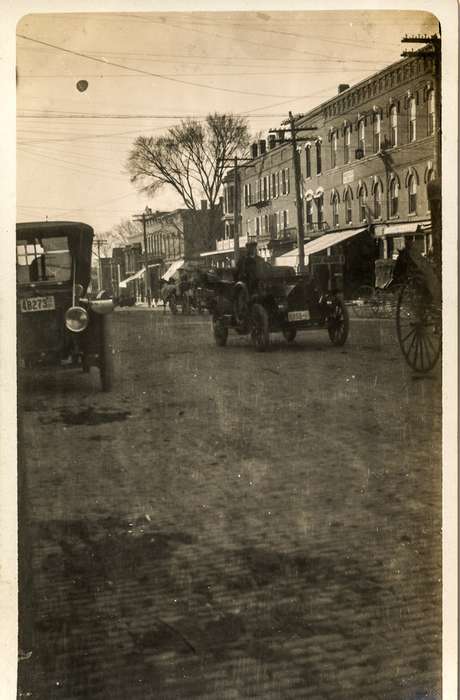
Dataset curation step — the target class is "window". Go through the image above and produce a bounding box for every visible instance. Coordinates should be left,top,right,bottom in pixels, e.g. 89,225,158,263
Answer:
390,105,398,147
256,217,261,237
358,119,365,155
373,181,382,219
316,194,324,228
344,189,353,224
225,185,234,214
271,173,277,198
390,178,399,216
316,141,322,174
263,176,268,201
281,169,286,195
16,236,72,284
276,171,280,197
408,173,417,214
263,214,269,235
331,131,338,168
426,169,435,210
373,113,381,153
344,126,351,164
305,198,314,230
409,97,416,142
428,90,435,135
283,210,289,230
305,145,312,178
332,191,340,227
244,184,252,207
358,185,367,222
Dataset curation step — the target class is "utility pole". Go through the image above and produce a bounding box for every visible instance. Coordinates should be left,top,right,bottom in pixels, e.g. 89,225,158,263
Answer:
133,210,151,307
270,115,317,273
401,34,441,180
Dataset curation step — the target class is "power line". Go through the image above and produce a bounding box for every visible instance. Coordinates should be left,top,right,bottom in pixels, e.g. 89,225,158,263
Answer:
17,33,328,99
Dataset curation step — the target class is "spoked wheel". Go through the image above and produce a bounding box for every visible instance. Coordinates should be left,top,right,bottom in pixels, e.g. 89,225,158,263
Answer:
250,303,269,352
327,297,349,346
282,327,297,343
212,315,228,347
396,277,441,373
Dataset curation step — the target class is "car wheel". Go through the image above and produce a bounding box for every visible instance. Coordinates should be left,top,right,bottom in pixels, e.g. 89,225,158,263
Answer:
327,297,349,346
250,303,269,352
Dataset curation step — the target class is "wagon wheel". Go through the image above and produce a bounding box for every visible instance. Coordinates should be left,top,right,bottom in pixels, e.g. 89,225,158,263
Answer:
99,315,114,391
396,276,441,373
250,303,269,352
282,327,297,343
212,314,228,347
327,297,349,346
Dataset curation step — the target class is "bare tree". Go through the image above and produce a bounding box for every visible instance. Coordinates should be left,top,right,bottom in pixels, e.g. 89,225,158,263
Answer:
126,113,251,212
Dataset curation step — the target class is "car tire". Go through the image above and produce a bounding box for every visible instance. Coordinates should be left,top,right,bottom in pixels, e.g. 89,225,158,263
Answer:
250,303,269,352
327,297,349,346
282,327,297,343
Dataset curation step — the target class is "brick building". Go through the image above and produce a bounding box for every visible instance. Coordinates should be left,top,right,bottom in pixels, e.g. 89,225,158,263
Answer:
218,49,438,293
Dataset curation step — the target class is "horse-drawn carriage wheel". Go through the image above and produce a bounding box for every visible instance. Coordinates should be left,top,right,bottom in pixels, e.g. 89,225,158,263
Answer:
396,276,441,373
250,303,269,352
282,327,297,343
212,315,228,347
327,297,349,346
169,295,178,314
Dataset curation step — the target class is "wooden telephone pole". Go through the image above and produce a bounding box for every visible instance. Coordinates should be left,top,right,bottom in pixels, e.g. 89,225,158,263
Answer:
132,209,151,307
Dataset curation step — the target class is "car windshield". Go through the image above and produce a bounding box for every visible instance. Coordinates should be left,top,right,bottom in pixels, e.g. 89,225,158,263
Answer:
17,236,72,284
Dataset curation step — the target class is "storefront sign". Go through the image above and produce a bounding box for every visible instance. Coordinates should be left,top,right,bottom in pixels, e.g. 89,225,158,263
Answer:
342,170,354,185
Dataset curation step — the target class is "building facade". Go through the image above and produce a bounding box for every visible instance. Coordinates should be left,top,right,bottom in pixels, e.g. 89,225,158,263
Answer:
219,49,438,291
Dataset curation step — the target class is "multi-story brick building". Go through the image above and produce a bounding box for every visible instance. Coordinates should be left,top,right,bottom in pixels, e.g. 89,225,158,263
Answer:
217,48,438,293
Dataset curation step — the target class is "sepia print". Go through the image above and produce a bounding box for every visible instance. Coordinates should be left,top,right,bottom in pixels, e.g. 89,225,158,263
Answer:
11,4,455,699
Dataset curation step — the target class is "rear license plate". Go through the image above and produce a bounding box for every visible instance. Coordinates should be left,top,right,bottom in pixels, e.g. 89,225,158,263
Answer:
20,296,55,313
288,310,310,322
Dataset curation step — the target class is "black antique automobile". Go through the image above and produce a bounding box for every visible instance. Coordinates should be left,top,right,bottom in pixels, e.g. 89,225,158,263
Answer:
205,259,349,352
17,221,115,390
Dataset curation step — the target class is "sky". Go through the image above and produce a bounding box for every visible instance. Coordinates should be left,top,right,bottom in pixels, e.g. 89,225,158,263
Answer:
16,9,439,236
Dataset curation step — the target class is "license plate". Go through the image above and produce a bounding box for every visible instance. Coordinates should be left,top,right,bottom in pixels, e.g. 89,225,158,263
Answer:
20,296,55,313
288,310,310,322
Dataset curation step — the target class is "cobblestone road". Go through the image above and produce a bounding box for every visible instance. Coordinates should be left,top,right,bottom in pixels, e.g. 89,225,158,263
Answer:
18,310,442,699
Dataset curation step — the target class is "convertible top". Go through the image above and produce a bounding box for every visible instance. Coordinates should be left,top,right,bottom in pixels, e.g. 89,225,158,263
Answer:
16,221,94,290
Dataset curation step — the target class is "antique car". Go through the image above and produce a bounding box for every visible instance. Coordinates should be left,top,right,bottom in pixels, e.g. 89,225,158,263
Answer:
17,221,115,390
206,260,349,352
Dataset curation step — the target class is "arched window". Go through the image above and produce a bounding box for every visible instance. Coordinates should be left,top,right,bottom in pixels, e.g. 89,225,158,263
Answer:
316,193,324,228
344,125,351,164
344,188,353,224
373,112,381,153
316,141,322,175
409,97,416,142
305,145,312,179
305,195,314,231
331,131,338,168
408,173,417,214
390,104,398,147
426,169,435,211
358,184,367,222
358,119,365,156
373,180,383,219
428,90,435,135
331,191,340,227
389,177,399,217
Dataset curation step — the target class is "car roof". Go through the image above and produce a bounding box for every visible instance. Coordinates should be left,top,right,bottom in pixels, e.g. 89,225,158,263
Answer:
16,221,94,240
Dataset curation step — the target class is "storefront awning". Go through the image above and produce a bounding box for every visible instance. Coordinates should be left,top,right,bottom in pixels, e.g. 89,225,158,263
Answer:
200,249,235,258
119,264,159,288
376,220,431,237
275,227,367,267
162,259,185,281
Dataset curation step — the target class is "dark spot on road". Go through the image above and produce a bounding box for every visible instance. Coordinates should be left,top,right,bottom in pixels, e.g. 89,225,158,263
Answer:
59,407,131,425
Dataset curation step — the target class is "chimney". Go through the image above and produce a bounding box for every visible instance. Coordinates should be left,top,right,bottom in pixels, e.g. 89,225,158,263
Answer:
258,139,267,155
251,142,259,158
268,133,277,150
200,200,207,211
338,83,350,94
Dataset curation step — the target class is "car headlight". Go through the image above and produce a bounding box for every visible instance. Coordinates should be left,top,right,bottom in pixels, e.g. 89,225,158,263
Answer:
65,306,89,333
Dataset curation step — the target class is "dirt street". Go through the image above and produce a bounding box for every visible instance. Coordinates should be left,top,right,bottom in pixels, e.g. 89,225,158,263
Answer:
18,309,442,700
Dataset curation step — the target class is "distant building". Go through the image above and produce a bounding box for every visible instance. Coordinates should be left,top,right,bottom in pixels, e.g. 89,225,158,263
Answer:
217,48,438,293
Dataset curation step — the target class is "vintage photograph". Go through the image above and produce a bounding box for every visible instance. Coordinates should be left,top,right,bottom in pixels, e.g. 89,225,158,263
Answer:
14,6,449,699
